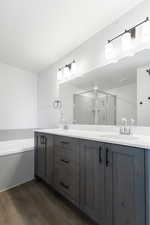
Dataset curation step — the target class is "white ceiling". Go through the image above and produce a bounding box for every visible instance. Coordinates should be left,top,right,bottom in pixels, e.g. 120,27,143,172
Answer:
0,0,143,72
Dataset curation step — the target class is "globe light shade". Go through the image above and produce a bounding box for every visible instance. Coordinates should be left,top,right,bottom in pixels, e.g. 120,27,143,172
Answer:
63,65,70,79
71,60,77,75
141,20,150,43
122,32,132,52
57,69,63,82
105,42,117,61
121,32,135,57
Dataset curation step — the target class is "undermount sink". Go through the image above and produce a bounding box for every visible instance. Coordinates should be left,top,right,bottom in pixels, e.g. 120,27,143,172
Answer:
99,134,139,140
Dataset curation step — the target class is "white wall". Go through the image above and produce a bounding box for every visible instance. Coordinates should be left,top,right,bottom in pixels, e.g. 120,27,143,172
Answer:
37,0,150,128
0,62,37,129
37,66,60,128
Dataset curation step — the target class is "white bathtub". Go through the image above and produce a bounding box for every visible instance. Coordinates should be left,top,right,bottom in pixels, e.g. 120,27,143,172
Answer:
0,138,34,192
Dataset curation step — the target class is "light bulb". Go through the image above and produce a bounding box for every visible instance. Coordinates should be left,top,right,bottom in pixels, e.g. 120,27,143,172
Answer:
141,20,150,43
121,32,135,56
71,60,77,75
122,32,132,52
63,65,70,79
57,69,63,82
105,42,117,61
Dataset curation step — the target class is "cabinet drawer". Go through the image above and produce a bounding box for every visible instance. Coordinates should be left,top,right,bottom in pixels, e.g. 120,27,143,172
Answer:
54,136,75,150
54,164,79,204
55,147,75,167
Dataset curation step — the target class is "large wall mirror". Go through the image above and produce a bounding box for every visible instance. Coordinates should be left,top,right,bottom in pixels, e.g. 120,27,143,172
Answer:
59,50,150,126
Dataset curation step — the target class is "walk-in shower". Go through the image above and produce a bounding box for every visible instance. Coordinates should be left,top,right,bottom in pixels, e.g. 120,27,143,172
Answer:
73,87,116,125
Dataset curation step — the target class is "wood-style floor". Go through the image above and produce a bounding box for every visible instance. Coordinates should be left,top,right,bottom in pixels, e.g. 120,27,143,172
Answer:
0,180,94,225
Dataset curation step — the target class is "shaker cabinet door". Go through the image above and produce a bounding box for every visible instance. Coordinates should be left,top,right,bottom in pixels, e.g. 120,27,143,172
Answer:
80,141,105,225
45,134,54,185
35,133,54,184
36,134,47,180
35,133,47,181
105,144,145,225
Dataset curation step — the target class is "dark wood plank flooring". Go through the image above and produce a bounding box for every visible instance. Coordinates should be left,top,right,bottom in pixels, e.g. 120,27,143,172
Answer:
0,180,94,225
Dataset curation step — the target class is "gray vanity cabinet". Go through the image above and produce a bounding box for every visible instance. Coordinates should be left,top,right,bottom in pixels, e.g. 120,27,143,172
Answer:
105,144,145,225
34,133,146,225
79,141,105,225
34,133,54,185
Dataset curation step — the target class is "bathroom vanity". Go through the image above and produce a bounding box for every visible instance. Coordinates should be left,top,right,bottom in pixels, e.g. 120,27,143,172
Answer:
34,129,150,225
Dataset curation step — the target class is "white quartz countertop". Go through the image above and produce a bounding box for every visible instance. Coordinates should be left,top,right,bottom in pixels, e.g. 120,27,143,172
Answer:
35,128,150,149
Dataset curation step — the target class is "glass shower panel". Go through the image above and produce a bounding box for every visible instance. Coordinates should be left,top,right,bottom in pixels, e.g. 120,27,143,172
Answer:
73,89,116,125
73,93,95,124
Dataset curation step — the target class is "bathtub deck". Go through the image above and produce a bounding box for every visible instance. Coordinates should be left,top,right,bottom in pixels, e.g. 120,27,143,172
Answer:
0,180,94,225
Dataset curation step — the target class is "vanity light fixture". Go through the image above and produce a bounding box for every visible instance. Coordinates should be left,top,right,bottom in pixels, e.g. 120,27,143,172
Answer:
105,17,149,59
57,60,77,82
